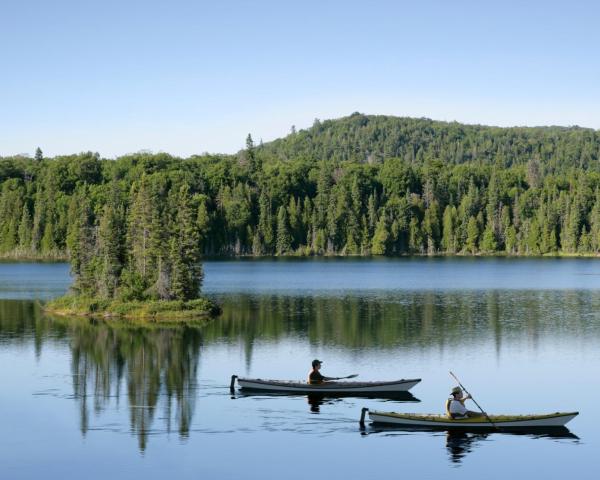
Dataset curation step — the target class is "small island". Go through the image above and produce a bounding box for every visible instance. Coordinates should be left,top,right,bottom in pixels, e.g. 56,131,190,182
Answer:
45,179,220,320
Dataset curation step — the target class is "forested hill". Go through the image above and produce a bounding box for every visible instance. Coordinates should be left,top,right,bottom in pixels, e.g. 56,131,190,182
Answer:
259,113,600,171
2,114,600,261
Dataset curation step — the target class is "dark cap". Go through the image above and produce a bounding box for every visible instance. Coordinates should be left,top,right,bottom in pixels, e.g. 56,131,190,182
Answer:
312,359,323,367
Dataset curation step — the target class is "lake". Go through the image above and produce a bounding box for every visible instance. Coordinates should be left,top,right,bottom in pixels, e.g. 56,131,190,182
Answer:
0,257,598,479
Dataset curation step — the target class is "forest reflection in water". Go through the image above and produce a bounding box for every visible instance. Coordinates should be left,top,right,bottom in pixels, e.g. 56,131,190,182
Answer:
207,289,600,353
0,288,595,453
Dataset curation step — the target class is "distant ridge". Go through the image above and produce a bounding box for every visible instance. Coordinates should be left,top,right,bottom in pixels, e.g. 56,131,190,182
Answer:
257,113,599,170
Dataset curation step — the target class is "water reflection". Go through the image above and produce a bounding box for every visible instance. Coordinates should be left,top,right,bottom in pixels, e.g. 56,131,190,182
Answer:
446,431,489,464
231,391,419,414
305,392,419,414
207,290,600,354
57,316,204,451
365,427,578,465
0,291,592,455
446,428,580,465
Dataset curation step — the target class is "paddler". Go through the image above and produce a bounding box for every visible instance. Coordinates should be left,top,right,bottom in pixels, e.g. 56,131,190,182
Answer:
307,359,337,384
447,386,485,419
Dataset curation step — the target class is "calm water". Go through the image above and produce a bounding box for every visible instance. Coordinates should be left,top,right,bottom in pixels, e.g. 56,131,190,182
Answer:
1,258,599,479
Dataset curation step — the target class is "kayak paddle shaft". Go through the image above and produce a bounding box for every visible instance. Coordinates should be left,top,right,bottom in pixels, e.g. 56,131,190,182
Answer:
449,371,498,430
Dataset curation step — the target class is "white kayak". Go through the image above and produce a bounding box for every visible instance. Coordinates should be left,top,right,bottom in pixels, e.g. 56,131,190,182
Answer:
363,408,578,428
231,375,421,394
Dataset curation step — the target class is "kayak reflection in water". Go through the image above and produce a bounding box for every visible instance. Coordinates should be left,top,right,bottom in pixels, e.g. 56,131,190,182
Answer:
446,431,488,464
308,359,337,384
447,386,485,419
307,393,326,413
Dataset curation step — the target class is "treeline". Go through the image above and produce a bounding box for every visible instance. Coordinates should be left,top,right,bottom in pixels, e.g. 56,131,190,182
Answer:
2,113,600,263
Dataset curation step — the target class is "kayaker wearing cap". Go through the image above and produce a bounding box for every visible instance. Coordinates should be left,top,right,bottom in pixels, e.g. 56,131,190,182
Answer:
446,386,484,419
308,359,337,384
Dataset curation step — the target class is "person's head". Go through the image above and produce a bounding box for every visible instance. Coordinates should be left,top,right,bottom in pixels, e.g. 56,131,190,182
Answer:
451,386,462,398
312,359,322,370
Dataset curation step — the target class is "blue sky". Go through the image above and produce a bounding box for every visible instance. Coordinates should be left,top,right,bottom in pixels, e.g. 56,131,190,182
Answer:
1,0,599,157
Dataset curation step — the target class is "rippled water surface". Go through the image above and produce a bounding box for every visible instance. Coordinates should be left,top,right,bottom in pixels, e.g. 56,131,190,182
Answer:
0,258,599,479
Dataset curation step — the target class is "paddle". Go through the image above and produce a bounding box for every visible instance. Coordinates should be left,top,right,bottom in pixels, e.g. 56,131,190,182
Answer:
449,371,498,430
332,374,358,380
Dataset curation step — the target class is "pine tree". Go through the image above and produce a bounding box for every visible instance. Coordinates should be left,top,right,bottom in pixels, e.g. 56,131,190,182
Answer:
287,196,301,248
466,216,479,254
589,190,600,252
18,205,33,251
196,196,210,254
579,226,592,253
31,189,45,252
442,205,456,253
423,200,440,253
0,180,24,253
371,214,389,255
246,133,261,176
276,205,291,255
480,223,497,252
408,217,423,253
127,177,154,281
367,192,377,235
170,183,203,300
97,202,124,298
258,191,274,253
505,225,517,254
67,190,96,295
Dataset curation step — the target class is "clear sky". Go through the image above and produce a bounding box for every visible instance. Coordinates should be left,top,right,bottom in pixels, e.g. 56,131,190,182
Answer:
1,0,599,157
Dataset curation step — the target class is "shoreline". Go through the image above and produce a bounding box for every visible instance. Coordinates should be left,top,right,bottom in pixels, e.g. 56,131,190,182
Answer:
44,295,222,322
3,252,600,262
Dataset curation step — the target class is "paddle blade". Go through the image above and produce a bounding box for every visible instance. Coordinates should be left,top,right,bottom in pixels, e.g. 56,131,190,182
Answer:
346,374,359,379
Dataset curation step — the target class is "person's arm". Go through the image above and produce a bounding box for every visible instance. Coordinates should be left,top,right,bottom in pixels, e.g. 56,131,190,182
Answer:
309,371,327,383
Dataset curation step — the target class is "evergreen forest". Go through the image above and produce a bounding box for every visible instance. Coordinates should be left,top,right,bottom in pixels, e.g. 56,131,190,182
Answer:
3,113,600,281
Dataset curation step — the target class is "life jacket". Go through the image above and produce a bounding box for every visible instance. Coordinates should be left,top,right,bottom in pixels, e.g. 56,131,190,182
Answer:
308,370,324,385
446,398,467,419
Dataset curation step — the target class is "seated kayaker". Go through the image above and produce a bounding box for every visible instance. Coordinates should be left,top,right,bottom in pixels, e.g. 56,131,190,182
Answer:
307,359,336,384
446,386,484,419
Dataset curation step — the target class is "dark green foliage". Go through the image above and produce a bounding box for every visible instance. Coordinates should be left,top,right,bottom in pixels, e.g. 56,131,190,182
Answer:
2,114,600,265
276,205,291,255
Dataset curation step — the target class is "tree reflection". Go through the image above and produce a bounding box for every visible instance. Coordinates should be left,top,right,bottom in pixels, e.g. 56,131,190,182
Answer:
0,292,594,453
203,290,600,354
65,318,203,451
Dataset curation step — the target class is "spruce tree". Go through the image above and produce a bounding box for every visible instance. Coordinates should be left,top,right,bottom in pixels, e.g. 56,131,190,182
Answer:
276,205,291,255
442,205,456,253
127,177,154,281
480,224,497,252
169,183,202,300
371,214,389,255
97,201,125,298
258,191,274,253
18,205,33,251
466,216,479,254
68,190,96,295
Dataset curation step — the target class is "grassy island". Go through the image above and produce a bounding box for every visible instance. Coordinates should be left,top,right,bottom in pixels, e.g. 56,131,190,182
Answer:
45,296,220,320
40,173,219,321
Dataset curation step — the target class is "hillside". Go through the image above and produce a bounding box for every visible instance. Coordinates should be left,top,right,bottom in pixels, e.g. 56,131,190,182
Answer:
259,113,600,171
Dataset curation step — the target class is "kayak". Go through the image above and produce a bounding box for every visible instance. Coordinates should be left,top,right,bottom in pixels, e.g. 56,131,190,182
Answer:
231,375,421,394
363,408,578,428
